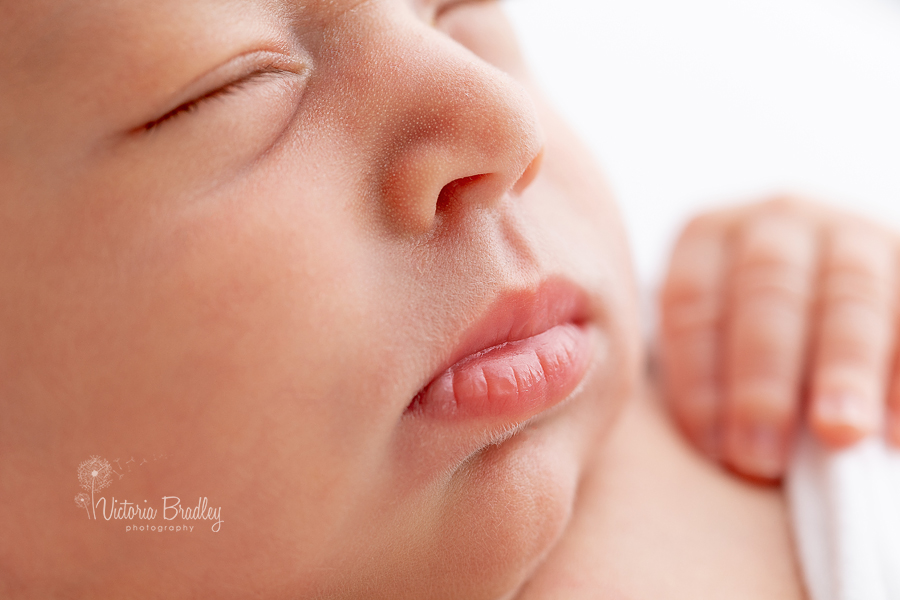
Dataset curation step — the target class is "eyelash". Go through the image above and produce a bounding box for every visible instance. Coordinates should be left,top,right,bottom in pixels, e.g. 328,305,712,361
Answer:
140,69,288,132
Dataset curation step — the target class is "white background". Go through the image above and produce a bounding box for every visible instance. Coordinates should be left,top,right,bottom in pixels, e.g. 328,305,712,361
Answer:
505,0,900,287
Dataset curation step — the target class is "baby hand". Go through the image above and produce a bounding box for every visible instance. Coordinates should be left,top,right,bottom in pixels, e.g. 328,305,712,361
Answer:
659,197,900,479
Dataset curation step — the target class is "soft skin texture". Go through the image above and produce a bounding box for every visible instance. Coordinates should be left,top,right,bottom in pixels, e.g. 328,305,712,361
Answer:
0,0,641,598
516,386,805,600
660,198,900,480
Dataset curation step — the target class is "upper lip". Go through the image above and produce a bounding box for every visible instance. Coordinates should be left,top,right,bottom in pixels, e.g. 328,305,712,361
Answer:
409,277,591,406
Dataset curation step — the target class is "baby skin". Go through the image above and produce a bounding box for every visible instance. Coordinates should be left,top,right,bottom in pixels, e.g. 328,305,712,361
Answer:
0,0,888,597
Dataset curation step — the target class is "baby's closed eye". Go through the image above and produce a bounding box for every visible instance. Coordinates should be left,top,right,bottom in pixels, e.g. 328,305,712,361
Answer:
109,48,310,192
138,66,300,132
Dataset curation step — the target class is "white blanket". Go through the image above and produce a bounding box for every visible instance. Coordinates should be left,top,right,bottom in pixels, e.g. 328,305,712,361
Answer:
787,428,900,600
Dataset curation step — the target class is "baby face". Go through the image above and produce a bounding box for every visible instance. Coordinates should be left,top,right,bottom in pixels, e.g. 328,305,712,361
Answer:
0,0,640,597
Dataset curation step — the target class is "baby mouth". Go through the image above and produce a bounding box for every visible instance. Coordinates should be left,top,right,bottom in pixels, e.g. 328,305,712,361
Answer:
409,322,593,421
406,279,595,424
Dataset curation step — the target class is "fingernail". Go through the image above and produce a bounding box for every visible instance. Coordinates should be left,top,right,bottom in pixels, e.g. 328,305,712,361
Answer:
733,423,783,479
815,392,874,431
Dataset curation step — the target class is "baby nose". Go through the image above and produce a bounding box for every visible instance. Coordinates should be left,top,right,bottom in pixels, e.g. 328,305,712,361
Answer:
359,19,545,235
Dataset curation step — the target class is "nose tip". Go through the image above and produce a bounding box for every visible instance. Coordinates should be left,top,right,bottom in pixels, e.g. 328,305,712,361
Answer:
383,89,544,235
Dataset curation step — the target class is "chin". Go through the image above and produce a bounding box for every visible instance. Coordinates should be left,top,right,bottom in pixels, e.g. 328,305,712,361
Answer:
417,420,585,600
445,426,582,599
306,420,581,600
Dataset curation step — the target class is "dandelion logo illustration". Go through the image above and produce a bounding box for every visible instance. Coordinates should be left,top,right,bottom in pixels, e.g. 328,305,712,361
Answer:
77,456,113,520
74,493,91,519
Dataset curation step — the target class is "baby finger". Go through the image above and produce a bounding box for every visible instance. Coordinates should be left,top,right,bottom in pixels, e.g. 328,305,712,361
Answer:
809,225,896,446
723,211,817,479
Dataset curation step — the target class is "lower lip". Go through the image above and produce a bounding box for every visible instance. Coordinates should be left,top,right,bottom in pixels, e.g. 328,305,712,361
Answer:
411,323,593,421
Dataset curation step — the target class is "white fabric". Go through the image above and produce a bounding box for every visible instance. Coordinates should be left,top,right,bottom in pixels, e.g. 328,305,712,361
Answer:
787,428,900,600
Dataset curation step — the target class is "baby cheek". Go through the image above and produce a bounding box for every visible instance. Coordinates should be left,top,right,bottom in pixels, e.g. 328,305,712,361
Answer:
165,195,389,419
86,175,407,561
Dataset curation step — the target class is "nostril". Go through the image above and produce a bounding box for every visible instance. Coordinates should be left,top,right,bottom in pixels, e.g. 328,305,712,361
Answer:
435,174,488,215
512,146,544,196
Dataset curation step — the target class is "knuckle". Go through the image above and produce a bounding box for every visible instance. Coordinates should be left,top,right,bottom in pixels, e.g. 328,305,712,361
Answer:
817,303,891,366
731,213,816,308
823,226,896,307
662,281,721,335
727,313,804,380
727,351,798,387
819,338,882,370
822,269,891,306
828,221,894,262
666,233,726,287
662,237,726,333
662,264,716,304
813,365,884,402
727,380,795,422
737,218,816,270
816,224,897,371
733,261,812,310
661,299,720,336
